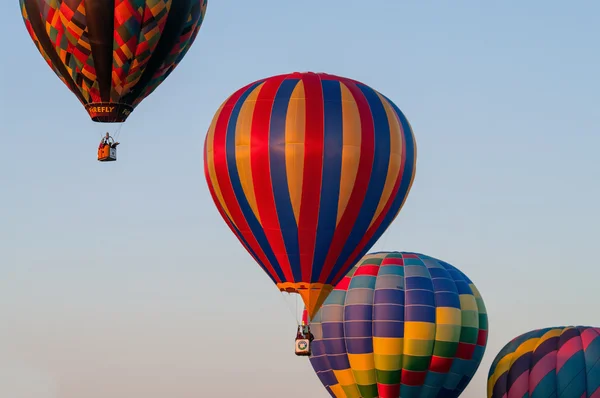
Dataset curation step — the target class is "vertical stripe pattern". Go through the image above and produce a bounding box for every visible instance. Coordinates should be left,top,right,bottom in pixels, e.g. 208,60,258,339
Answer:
488,326,600,398
20,0,207,122
306,251,488,398
203,72,417,318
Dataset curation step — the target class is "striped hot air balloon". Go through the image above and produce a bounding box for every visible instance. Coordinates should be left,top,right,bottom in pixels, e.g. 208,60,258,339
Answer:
488,326,600,398
20,0,208,123
306,251,488,398
203,72,417,319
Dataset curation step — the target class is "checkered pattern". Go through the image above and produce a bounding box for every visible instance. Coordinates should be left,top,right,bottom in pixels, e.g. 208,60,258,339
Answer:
111,0,170,98
307,252,488,398
134,0,207,106
20,0,207,120
20,0,77,102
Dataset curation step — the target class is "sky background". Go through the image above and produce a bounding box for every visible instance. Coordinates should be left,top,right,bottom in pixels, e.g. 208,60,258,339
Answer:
1,1,599,397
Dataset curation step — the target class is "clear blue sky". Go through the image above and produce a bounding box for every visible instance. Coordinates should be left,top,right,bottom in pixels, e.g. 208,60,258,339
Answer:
1,1,599,397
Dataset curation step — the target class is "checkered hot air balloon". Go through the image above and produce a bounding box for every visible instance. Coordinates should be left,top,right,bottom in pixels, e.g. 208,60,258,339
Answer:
305,251,488,398
203,72,417,319
488,326,600,398
19,0,208,123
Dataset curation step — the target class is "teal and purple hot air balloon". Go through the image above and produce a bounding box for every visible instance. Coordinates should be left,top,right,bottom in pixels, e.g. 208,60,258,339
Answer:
488,326,600,398
305,251,488,398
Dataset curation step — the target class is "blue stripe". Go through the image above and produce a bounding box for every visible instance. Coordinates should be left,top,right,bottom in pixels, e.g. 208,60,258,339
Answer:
227,215,278,283
346,337,373,354
312,80,344,281
326,83,392,284
344,321,373,338
349,98,417,262
405,305,435,322
432,278,459,293
373,304,404,321
405,276,434,290
557,349,586,396
224,82,287,282
269,78,303,282
327,94,417,284
344,304,373,321
435,292,461,308
405,289,435,306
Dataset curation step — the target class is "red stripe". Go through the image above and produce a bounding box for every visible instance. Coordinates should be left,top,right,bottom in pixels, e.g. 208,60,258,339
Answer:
381,257,404,267
403,253,419,259
317,78,375,282
429,355,453,373
302,309,308,324
328,86,410,283
250,75,294,282
297,73,325,281
331,141,406,282
203,141,262,267
455,342,476,360
378,383,400,398
209,83,282,283
477,329,488,346
353,264,380,277
335,276,352,291
401,369,426,386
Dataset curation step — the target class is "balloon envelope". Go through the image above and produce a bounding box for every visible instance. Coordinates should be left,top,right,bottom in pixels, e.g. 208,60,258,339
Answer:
203,72,417,318
488,326,600,398
307,251,488,398
20,0,207,122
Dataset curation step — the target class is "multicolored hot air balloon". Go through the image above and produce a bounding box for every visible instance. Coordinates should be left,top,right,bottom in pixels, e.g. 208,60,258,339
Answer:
203,72,417,319
307,251,488,398
488,326,600,398
20,0,208,122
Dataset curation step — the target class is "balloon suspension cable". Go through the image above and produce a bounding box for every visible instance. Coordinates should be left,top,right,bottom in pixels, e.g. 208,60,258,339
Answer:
112,103,124,140
295,293,300,324
375,227,391,253
113,123,124,140
279,291,301,326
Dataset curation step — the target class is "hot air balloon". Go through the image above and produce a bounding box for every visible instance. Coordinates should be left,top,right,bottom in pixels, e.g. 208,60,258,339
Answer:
306,251,488,398
488,326,600,398
203,72,417,320
20,0,208,160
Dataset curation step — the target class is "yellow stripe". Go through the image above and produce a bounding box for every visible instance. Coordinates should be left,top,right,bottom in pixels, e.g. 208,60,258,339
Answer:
489,336,544,388
404,338,434,356
487,375,495,398
489,353,514,390
540,328,563,343
513,338,539,359
374,353,403,371
234,83,264,224
206,100,234,224
469,284,483,299
334,368,357,387
337,82,362,225
352,369,377,385
459,294,478,312
402,118,417,204
347,353,375,371
369,93,403,228
373,336,404,355
436,307,462,326
387,116,417,227
404,321,435,340
434,324,462,342
285,80,305,223
329,384,346,398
